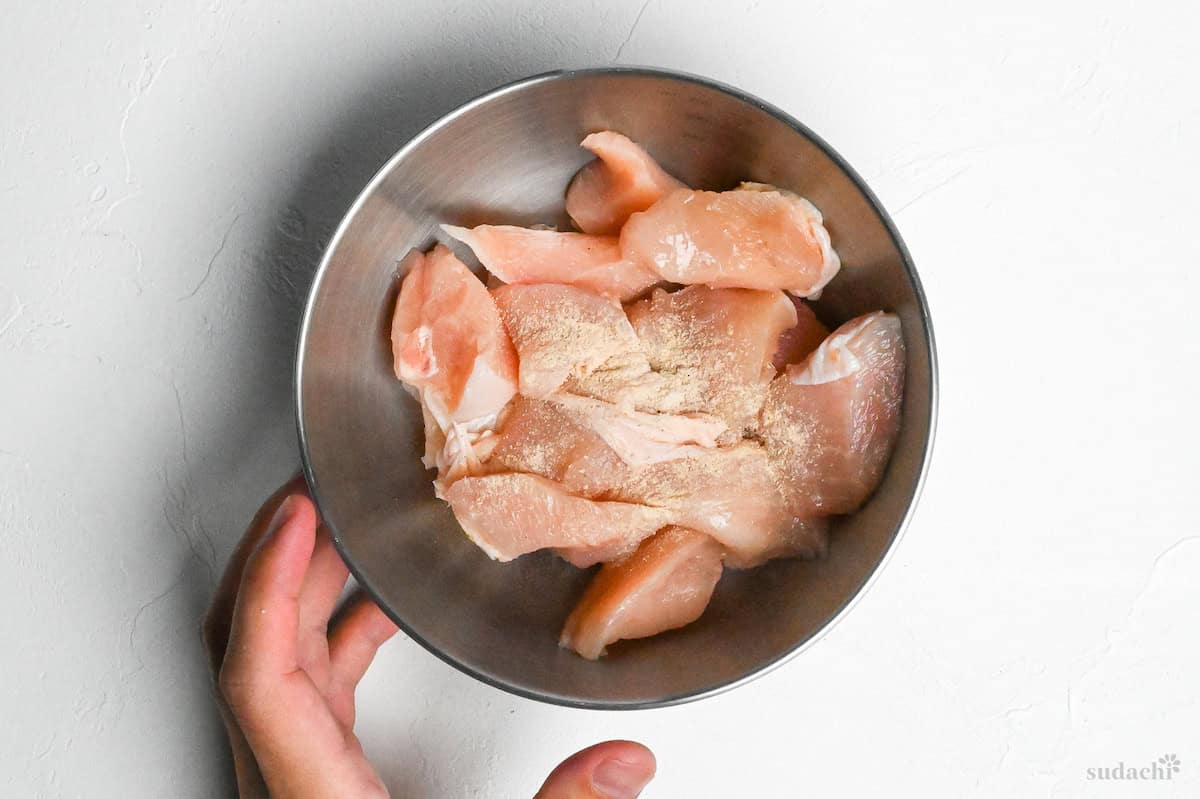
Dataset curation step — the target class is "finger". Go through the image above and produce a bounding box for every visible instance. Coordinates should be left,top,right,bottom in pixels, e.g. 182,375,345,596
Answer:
533,741,656,799
202,473,307,672
328,593,400,691
220,494,318,687
298,527,350,641
296,528,350,682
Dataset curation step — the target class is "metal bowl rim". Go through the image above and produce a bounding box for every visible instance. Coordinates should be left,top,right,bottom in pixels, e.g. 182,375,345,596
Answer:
295,64,939,710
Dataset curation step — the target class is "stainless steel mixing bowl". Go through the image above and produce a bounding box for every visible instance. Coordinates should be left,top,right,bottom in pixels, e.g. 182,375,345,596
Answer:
297,67,937,709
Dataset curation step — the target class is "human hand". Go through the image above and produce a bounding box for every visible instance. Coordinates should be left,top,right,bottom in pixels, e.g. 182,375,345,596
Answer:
202,476,398,798
203,477,657,798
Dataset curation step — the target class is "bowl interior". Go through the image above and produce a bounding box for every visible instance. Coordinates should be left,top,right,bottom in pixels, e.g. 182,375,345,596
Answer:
298,69,935,708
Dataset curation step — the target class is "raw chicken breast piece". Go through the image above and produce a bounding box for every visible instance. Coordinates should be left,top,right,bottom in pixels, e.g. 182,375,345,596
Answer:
772,295,830,371
480,398,641,567
556,538,647,569
565,131,685,235
560,526,724,659
760,311,906,516
390,245,518,482
616,442,823,567
491,283,644,398
439,472,670,562
620,183,840,295
723,517,829,570
441,224,660,302
490,283,671,412
483,396,629,499
626,285,798,429
561,351,671,412
549,393,727,467
391,245,517,425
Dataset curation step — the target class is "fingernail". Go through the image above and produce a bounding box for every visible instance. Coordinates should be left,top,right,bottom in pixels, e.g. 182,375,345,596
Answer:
266,495,297,537
592,758,654,799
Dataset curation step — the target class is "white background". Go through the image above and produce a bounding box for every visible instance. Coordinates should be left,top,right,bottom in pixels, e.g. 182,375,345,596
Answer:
3,1,1198,796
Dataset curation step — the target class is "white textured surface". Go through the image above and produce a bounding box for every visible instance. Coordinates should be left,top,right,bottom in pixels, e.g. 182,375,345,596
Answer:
3,1,1198,796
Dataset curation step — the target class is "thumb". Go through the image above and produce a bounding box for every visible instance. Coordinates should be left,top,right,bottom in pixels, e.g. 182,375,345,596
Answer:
534,740,656,799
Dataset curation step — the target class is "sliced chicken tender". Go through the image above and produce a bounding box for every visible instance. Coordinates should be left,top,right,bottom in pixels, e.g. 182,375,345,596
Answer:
566,131,685,235
760,311,906,516
438,473,670,562
560,526,724,660
620,183,839,295
491,283,645,399
441,224,659,302
626,285,798,429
